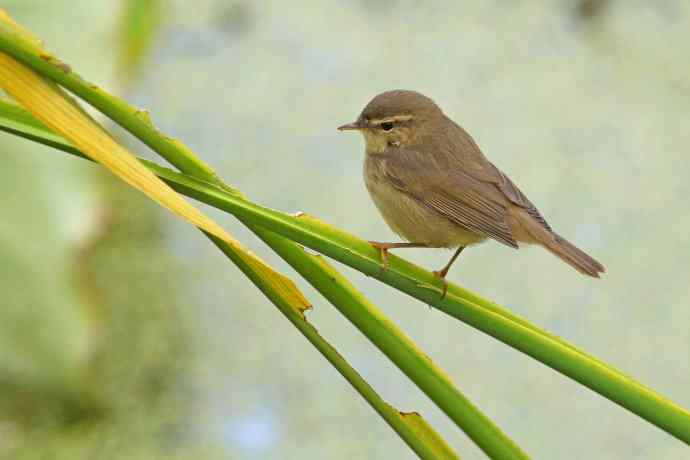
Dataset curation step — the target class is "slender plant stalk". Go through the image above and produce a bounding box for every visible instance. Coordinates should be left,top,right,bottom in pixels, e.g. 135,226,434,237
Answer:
0,15,530,456
210,232,464,460
0,15,477,460
163,167,690,445
2,12,689,449
2,100,689,446
117,0,164,86
0,90,470,460
0,16,528,456
0,96,522,459
248,228,526,459
0,14,219,182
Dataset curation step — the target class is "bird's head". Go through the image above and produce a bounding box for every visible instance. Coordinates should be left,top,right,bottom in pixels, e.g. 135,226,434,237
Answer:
338,90,443,154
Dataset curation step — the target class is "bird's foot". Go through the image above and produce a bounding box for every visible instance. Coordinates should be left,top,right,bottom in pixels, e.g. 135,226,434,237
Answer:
431,270,450,300
368,241,393,272
431,246,464,299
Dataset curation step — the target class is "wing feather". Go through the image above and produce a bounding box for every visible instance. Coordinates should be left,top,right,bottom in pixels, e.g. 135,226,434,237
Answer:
487,163,552,231
382,154,519,248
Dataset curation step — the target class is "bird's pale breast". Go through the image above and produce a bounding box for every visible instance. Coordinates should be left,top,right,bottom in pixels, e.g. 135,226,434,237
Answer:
363,155,486,248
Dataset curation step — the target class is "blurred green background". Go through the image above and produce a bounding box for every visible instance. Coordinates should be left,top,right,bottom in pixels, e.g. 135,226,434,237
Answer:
1,1,689,459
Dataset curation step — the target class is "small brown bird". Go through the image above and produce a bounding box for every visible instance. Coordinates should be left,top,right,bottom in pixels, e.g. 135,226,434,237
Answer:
338,90,604,296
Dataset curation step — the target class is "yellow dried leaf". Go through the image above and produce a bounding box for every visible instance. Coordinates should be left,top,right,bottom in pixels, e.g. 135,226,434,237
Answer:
0,51,309,313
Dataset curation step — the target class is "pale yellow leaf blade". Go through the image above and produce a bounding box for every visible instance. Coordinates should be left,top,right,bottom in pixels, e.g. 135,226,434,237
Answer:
0,52,309,313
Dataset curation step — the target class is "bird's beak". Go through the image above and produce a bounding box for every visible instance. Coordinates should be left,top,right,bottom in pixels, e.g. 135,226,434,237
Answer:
337,121,363,131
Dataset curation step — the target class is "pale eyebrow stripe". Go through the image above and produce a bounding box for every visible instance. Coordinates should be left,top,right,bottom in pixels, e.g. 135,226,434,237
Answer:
369,114,413,125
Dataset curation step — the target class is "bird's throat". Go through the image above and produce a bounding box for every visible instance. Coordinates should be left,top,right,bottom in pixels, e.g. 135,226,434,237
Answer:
361,130,389,155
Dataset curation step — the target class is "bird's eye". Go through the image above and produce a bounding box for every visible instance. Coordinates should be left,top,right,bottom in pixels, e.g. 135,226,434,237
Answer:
380,122,394,131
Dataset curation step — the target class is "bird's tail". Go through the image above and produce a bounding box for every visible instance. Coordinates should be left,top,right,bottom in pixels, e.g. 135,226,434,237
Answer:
542,233,605,278
508,208,605,277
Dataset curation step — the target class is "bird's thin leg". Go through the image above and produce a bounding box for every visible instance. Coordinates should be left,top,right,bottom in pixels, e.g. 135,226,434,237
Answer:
368,241,429,271
432,246,465,299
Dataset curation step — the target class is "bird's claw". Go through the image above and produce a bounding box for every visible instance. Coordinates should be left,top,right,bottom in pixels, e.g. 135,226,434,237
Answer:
432,270,449,300
368,241,391,273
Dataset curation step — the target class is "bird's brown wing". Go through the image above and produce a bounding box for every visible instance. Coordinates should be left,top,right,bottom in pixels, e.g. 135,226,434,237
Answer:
484,162,552,232
381,152,520,248
442,120,552,232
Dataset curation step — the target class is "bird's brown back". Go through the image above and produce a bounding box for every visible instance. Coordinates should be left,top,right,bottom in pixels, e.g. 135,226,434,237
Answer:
380,114,553,247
